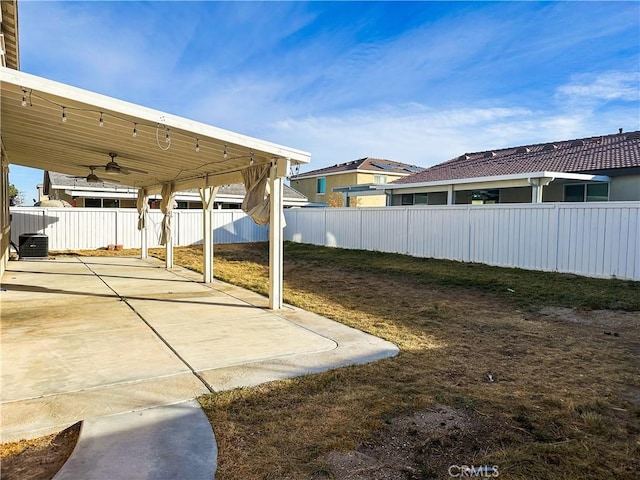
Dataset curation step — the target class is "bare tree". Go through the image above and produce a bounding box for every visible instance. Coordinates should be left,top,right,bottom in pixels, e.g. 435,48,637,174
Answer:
327,192,345,208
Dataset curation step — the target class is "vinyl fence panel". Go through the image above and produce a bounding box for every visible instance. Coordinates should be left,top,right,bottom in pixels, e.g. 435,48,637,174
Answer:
9,207,268,250
284,203,640,281
213,210,269,243
10,209,45,244
10,204,639,280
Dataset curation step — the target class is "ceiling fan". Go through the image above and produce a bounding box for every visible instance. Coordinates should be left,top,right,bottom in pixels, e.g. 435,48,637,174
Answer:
81,152,148,176
73,166,120,184
86,166,101,183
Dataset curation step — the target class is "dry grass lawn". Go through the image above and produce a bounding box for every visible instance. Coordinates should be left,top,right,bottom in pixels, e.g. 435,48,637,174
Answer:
168,242,640,479
2,242,639,479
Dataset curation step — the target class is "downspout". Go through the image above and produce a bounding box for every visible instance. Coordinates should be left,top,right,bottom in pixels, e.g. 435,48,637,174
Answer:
528,177,554,204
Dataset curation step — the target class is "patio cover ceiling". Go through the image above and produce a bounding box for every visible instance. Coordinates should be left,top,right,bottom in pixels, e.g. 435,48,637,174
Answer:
1,67,310,194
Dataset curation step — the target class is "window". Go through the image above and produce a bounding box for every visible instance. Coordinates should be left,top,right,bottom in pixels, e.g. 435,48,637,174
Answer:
414,193,429,205
85,198,101,208
176,201,188,209
586,183,609,202
316,177,326,195
401,194,414,205
373,174,388,185
564,184,584,202
103,199,119,208
564,183,609,202
398,193,429,205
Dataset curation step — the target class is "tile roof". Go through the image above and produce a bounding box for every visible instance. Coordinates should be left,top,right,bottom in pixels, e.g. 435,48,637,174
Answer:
46,172,307,200
290,157,424,179
393,130,640,185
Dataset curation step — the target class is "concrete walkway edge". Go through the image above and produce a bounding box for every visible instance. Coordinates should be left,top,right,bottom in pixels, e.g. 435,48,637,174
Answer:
54,399,217,480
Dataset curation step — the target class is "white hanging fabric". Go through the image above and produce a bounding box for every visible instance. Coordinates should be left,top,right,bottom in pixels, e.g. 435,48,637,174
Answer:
241,164,271,226
136,188,148,231
159,182,175,245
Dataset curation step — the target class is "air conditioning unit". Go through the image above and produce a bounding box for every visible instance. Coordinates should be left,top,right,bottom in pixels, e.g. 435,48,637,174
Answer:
19,233,49,259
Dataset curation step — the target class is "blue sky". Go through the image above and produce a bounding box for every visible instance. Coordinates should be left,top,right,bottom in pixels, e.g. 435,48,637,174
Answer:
9,1,640,204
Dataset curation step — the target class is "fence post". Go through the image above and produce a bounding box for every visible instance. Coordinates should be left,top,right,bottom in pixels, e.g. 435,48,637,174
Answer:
114,209,119,246
465,205,471,262
41,208,46,236
553,203,560,273
404,207,409,255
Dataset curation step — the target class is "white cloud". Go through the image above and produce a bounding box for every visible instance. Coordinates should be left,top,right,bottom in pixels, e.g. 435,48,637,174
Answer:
557,71,640,102
263,102,637,171
12,2,640,192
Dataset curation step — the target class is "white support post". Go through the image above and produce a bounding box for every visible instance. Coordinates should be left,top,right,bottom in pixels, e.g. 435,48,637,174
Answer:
531,181,544,203
165,220,174,269
529,177,552,204
269,159,286,310
199,185,218,283
140,218,148,259
447,185,454,205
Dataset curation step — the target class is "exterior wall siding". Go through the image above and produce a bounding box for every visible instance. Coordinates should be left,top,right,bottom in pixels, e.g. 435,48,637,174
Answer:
291,172,359,205
292,171,407,207
284,203,640,281
9,208,268,250
609,175,640,201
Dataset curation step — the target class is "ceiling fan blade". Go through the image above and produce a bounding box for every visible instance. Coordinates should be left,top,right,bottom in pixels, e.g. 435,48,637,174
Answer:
122,166,148,174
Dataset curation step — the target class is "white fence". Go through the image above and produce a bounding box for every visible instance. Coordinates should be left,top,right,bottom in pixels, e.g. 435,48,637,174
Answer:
10,204,640,281
283,203,640,281
10,208,268,250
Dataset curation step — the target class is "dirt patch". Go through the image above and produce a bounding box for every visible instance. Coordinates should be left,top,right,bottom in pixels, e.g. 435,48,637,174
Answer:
316,406,509,479
0,423,80,480
540,306,640,330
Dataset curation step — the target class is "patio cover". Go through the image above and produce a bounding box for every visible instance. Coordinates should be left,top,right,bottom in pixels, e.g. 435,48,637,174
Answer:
0,68,309,192
0,67,311,308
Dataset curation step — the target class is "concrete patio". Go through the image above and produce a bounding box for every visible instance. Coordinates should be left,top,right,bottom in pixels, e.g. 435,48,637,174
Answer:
1,255,399,443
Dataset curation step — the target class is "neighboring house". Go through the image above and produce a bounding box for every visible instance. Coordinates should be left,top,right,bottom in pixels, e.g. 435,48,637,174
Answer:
290,157,424,207
383,130,640,206
42,171,311,209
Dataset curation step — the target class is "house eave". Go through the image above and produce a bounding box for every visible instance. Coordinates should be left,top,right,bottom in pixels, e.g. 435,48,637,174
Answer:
378,171,611,191
292,168,414,181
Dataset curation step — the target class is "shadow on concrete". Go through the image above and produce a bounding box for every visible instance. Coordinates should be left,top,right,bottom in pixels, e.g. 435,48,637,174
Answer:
6,269,196,283
2,283,260,308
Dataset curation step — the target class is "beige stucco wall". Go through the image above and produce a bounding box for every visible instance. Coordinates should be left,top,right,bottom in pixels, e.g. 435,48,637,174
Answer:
543,176,639,202
50,189,73,204
291,171,404,207
353,172,399,206
291,172,360,205
289,178,314,202
610,175,640,201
